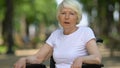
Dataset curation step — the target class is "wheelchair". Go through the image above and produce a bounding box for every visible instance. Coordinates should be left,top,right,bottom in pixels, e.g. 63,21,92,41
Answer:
26,38,104,68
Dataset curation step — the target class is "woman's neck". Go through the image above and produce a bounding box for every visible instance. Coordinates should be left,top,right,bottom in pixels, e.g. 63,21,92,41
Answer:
63,27,78,35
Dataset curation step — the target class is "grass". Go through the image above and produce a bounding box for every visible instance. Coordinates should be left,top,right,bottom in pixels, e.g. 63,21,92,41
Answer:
0,45,7,54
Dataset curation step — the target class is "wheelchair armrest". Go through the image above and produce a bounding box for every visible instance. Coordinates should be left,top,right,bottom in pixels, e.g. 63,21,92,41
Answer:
82,64,104,68
26,63,104,68
96,38,103,43
26,64,46,68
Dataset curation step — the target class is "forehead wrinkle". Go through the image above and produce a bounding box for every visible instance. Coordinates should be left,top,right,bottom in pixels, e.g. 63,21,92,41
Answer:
60,8,77,15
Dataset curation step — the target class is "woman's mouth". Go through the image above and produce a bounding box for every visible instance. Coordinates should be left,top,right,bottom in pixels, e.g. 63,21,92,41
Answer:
64,22,70,24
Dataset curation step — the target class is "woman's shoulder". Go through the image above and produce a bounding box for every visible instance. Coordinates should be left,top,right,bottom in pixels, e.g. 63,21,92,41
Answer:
51,28,62,34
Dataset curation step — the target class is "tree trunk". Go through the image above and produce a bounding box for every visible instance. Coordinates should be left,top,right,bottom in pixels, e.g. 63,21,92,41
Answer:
2,0,14,54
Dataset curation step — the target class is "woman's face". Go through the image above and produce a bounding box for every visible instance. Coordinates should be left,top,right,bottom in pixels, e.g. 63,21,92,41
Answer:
58,7,78,29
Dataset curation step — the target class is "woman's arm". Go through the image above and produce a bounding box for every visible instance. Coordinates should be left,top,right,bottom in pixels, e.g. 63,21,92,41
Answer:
81,39,102,64
14,43,53,68
71,39,102,68
26,43,53,64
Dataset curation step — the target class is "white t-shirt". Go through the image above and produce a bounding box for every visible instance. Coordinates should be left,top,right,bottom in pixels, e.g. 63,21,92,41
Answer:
46,26,96,68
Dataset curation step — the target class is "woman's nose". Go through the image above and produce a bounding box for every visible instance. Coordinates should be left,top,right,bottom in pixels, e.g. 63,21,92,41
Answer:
65,14,69,19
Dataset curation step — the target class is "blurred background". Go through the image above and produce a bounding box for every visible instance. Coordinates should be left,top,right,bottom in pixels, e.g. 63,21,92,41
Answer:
0,0,119,68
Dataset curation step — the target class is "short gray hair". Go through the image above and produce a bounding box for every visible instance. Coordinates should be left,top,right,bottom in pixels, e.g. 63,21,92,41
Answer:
57,0,82,24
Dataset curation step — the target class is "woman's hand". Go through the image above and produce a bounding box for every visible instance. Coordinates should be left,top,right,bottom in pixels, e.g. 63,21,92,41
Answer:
71,57,83,68
14,57,26,68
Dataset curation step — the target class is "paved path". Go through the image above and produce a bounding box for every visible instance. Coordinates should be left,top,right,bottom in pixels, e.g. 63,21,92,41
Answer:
0,46,120,68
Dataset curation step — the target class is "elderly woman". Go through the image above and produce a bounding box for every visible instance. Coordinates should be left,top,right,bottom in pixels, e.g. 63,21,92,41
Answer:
14,0,102,68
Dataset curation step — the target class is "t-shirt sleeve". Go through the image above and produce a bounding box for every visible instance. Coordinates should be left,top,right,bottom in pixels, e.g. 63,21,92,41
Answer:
45,31,56,47
84,27,96,44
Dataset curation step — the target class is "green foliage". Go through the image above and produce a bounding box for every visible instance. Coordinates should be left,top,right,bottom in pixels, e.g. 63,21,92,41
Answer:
0,9,5,21
0,0,5,21
79,0,97,11
0,0,57,51
79,0,120,56
7,0,57,32
0,45,7,54
33,0,57,25
14,0,57,25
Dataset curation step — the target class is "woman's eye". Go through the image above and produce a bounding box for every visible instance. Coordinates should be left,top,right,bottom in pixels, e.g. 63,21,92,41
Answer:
70,13,75,15
61,13,65,14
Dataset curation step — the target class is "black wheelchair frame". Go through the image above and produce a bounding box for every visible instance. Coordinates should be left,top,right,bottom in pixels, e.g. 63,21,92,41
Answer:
26,38,104,68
